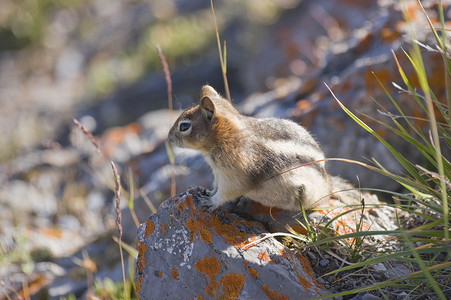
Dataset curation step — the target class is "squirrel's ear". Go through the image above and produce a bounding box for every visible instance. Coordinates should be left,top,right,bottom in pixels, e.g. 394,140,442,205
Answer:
200,96,215,121
201,85,219,99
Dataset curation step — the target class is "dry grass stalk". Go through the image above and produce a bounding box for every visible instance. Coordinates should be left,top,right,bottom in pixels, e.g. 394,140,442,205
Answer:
111,161,127,299
156,44,177,197
210,0,231,102
156,44,173,111
72,118,104,158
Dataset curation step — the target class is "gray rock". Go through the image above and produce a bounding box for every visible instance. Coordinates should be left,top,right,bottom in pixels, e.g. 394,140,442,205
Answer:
372,263,387,273
351,293,382,300
135,186,328,299
319,259,330,267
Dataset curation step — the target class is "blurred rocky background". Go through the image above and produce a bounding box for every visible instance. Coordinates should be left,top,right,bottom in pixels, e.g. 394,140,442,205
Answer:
0,0,448,298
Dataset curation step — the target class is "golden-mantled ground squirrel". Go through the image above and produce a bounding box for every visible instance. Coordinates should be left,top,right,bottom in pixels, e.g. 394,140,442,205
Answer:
168,85,332,211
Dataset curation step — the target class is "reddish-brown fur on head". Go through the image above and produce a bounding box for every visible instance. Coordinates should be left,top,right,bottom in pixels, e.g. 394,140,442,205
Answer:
168,85,242,155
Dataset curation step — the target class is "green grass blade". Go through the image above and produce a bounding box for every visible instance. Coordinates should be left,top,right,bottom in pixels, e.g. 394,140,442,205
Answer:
417,0,444,50
326,84,428,185
165,141,175,165
407,29,450,248
374,69,428,143
325,246,448,276
128,168,134,210
362,113,437,167
311,260,450,300
401,230,447,299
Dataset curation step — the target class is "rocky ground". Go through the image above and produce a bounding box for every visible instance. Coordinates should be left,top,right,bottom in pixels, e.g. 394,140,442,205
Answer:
0,0,448,299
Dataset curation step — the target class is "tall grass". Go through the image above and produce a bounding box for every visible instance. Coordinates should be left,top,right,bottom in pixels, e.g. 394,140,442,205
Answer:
308,2,450,298
72,119,140,299
210,0,231,102
156,44,177,197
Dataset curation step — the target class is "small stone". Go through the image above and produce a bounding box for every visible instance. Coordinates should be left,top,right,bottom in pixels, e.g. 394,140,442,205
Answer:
361,292,381,300
316,277,325,285
372,263,386,272
319,259,330,267
58,215,80,231
306,250,316,260
397,292,408,297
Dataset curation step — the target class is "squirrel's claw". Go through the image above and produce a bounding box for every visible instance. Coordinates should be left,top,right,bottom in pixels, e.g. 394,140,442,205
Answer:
198,193,215,211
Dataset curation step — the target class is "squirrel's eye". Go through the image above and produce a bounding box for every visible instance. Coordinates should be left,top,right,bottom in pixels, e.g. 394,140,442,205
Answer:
179,122,191,132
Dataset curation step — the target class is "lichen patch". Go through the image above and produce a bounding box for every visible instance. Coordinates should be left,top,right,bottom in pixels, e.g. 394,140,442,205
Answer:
258,252,270,262
220,273,245,299
136,242,148,274
260,284,289,300
195,256,220,296
160,222,166,234
296,272,312,291
144,221,155,237
135,276,143,295
297,253,313,278
242,260,259,279
171,267,179,280
182,204,258,250
184,218,213,244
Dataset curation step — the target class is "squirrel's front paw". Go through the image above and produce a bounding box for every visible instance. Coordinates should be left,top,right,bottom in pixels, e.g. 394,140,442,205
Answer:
198,193,222,212
198,194,216,212
198,195,212,207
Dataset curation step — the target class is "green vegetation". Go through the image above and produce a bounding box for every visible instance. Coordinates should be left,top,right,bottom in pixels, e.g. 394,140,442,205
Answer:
3,0,449,298
0,0,88,50
302,2,450,298
0,232,35,275
71,1,451,298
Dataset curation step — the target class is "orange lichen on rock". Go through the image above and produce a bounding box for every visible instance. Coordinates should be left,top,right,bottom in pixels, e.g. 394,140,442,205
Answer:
136,242,148,274
214,222,258,249
102,123,140,157
160,222,166,235
195,257,220,296
353,32,373,55
242,261,259,279
183,204,258,250
238,235,258,251
282,252,312,292
316,199,374,245
296,272,312,291
296,254,313,278
184,218,213,244
135,277,143,295
258,252,270,262
296,99,310,111
135,241,147,296
260,284,289,300
171,267,179,280
380,27,401,43
177,194,195,213
157,271,163,278
37,227,63,239
220,274,245,299
144,221,155,238
278,249,285,257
